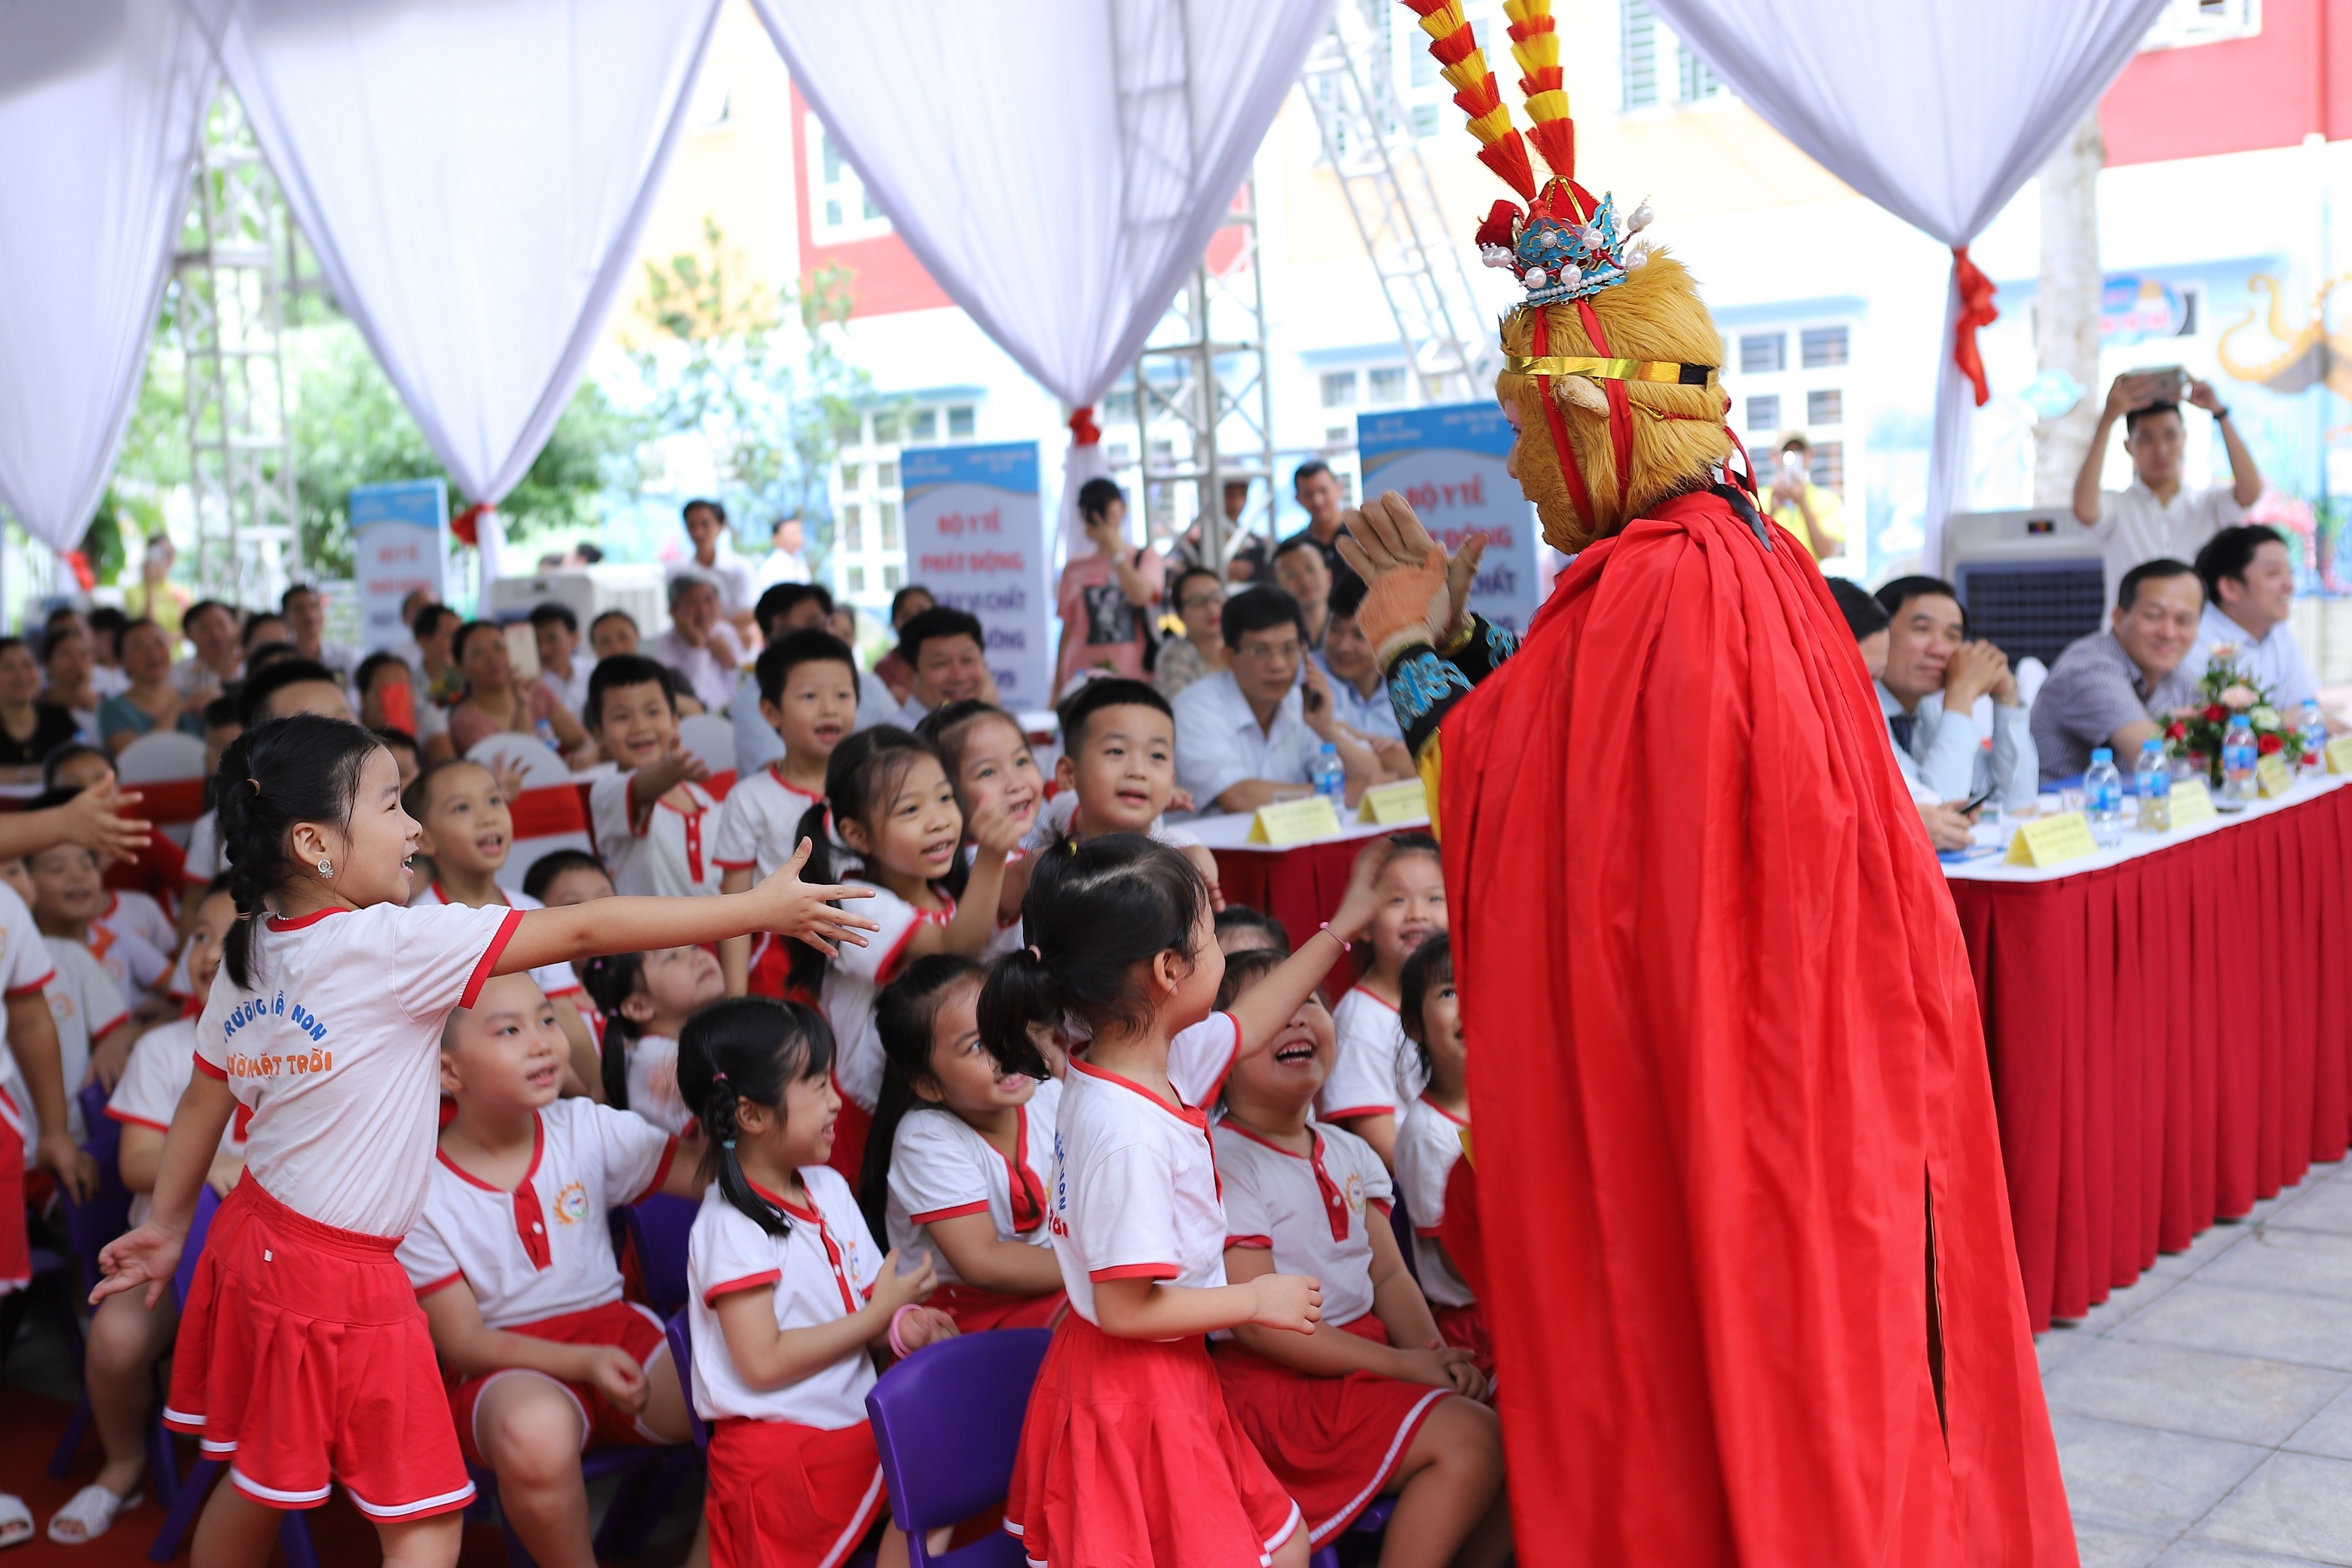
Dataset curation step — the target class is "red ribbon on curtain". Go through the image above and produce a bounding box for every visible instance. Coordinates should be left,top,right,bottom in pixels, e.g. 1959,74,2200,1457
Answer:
1950,246,1999,408
450,502,490,547
1067,406,1101,446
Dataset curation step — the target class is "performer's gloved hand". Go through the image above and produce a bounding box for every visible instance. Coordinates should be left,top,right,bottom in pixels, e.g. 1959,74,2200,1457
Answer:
1339,492,1453,666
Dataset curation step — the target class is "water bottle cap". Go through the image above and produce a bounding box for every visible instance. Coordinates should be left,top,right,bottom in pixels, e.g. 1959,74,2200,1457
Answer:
2142,738,2164,752
2231,713,2251,726
1320,743,1337,755
2091,749,2113,764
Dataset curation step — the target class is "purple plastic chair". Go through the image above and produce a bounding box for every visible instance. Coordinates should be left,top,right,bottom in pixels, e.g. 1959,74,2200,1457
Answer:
626,1193,697,1317
865,1328,1053,1568
146,1184,319,1568
1306,1499,1397,1568
663,1309,708,1450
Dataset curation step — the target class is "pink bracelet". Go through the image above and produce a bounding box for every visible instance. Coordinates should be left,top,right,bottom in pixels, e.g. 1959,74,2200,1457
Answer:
887,1302,923,1358
1318,922,1350,948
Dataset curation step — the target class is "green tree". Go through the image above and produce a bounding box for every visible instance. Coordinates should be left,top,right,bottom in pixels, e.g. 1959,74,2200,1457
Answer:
634,218,876,578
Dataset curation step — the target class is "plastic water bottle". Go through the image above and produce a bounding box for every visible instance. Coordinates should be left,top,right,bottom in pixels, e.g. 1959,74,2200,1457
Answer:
1309,743,1346,806
2084,747,2124,847
2302,700,2329,774
2134,739,2171,833
2223,715,2259,806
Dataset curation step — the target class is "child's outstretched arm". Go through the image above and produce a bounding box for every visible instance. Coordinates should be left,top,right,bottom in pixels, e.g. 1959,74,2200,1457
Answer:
1225,838,1395,1055
500,841,879,975
90,1069,240,1308
0,779,150,864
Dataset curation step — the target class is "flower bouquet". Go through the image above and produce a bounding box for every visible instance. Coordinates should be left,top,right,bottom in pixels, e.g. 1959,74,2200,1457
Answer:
2162,645,2308,786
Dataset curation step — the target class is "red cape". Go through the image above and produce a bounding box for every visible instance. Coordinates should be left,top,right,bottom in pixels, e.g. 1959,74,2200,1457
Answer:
1443,489,2075,1566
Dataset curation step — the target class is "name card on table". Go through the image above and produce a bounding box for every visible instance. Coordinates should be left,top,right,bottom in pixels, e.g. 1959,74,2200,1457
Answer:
1357,780,1431,825
1245,797,1344,847
2170,778,2219,828
2258,754,2295,798
2328,736,2352,774
2004,810,2099,868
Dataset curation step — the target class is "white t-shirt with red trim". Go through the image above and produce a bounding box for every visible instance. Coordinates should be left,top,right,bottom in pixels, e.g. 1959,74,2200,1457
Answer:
84,922,170,1017
1020,790,1205,855
1392,1096,1474,1308
1316,987,1429,1125
686,1163,882,1426
1046,1012,1239,1328
397,1098,676,1328
0,883,57,1160
711,764,822,881
623,1033,690,1137
591,773,724,899
98,890,178,964
819,879,951,1113
884,1078,1061,1285
1213,1118,1392,1328
194,901,520,1239
106,1017,249,1227
410,882,583,1003
35,937,132,1147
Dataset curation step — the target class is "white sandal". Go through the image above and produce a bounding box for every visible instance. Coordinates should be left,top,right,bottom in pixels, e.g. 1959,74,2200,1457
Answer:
0,1495,29,1550
44,1484,141,1545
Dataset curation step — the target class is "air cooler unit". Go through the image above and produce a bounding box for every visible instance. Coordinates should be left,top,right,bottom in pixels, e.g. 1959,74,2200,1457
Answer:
1939,508,2106,671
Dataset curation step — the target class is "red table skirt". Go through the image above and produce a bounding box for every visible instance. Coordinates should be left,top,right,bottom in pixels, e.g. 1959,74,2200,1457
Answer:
1211,840,1373,956
1947,784,2352,1331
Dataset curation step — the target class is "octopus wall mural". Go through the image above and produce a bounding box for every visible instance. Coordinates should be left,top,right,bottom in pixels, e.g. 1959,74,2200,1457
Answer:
2218,273,2352,590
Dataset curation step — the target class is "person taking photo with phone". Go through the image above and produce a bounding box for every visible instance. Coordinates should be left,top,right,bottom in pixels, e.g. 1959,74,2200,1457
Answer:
1762,433,1845,562
2072,368,2264,602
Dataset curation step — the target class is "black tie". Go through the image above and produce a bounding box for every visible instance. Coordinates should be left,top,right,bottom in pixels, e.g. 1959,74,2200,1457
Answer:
1888,712,1916,755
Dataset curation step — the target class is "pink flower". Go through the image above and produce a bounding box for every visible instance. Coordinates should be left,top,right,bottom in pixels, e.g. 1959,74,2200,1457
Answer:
2222,684,2259,710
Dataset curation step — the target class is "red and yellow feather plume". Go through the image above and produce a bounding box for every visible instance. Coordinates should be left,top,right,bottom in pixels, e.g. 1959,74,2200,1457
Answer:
1402,0,1535,200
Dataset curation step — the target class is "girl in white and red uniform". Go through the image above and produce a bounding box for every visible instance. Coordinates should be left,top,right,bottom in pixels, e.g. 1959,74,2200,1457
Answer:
914,700,1043,960
681,996,955,1568
400,970,709,1568
1208,946,1511,1566
581,943,726,1136
976,833,1398,1568
90,712,879,1568
403,758,599,1092
1387,934,1487,1376
1315,833,1445,1170
715,629,859,998
787,727,1024,1185
46,883,238,1546
859,954,1065,1332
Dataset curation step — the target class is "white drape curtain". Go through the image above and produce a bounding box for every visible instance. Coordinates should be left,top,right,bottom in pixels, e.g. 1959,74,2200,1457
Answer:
1642,0,2170,565
749,0,1331,415
208,0,721,509
0,0,224,552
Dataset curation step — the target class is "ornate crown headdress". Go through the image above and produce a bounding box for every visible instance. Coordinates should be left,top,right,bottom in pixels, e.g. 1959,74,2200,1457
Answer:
1404,0,1734,531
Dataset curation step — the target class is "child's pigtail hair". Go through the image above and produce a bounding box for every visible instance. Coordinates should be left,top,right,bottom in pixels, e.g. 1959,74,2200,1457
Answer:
859,953,991,1239
675,995,838,1239
581,951,648,1110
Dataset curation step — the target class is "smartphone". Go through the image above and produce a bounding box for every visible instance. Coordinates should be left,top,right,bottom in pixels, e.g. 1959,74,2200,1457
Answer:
1960,784,1997,816
2136,365,2186,403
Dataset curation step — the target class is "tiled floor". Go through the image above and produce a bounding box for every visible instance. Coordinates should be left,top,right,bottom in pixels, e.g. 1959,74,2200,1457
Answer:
2040,1156,2352,1567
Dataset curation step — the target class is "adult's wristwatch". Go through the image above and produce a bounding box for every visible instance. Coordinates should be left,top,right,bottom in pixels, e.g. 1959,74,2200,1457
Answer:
2212,404,2232,422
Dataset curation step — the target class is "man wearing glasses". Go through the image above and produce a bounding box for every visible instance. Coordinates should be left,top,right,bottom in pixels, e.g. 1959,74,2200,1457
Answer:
1171,586,1383,813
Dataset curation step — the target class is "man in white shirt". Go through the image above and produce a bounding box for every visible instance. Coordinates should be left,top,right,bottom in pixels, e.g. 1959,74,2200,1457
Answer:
1171,587,1378,813
653,570,746,713
752,514,813,593
1313,574,1411,776
2072,371,2264,601
1873,576,2038,810
890,606,997,730
2191,523,2319,711
280,584,358,682
670,498,758,641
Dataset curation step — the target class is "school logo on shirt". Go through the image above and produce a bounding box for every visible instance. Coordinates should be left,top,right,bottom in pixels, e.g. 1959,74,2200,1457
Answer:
47,991,72,1025
1343,1171,1367,1215
553,1181,590,1226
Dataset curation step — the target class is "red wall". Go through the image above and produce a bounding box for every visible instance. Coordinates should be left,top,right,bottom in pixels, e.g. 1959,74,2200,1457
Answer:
2100,0,2352,163
789,85,952,317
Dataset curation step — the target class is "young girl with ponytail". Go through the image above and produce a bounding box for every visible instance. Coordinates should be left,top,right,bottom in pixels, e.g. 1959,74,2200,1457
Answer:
583,944,727,1135
678,997,955,1568
788,726,1025,1184
858,954,1064,1332
90,714,876,1568
977,831,1397,1568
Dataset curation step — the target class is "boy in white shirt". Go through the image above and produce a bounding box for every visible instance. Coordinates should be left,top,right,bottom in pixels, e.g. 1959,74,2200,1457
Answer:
586,654,724,898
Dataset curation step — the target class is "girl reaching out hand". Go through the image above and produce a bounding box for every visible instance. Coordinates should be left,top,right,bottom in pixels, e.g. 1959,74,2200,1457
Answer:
89,714,876,1568
975,831,1398,1568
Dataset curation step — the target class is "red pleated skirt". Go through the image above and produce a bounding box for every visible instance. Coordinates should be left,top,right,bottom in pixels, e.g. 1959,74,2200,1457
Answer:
1005,1313,1302,1566
706,1416,887,1568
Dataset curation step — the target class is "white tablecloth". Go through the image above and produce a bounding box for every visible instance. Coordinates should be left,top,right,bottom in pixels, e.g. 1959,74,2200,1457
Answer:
1942,773,2352,885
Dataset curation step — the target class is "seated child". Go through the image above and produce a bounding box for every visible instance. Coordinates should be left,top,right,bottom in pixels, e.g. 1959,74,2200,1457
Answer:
1215,904,1291,958
525,848,617,1000
679,997,955,1568
44,744,188,933
860,955,1064,1332
584,944,727,1135
1389,935,1486,1375
399,972,707,1568
46,882,238,1545
1209,947,1510,1565
173,694,243,900
1317,832,1446,1168
3,845,139,1128
404,759,600,1093
23,786,169,1024
586,654,724,897
790,727,1024,1182
376,725,423,792
716,630,862,997
1022,677,1222,902
916,700,1043,954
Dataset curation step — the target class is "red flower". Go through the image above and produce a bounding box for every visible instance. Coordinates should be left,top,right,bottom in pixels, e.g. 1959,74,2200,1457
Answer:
2166,721,2188,740
2204,704,2227,722
2259,733,2285,755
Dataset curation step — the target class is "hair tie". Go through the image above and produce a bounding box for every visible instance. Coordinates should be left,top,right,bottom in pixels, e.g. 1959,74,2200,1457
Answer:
247,776,261,794
721,1137,735,1150
711,1069,729,1086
